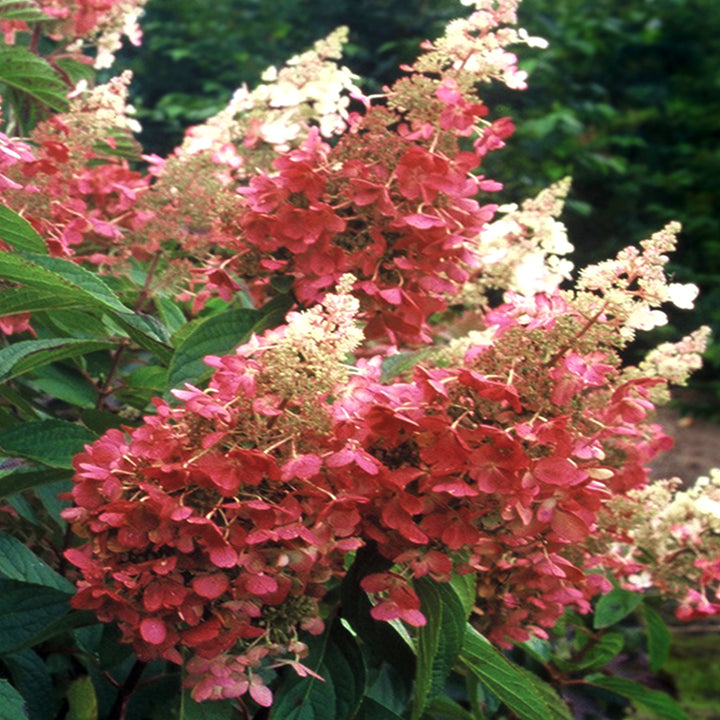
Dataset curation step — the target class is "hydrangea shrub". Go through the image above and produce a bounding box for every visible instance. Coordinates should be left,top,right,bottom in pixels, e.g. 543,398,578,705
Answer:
0,1,715,718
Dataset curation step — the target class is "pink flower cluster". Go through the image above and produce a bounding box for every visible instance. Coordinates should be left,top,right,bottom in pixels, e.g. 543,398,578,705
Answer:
233,81,511,345
63,284,676,703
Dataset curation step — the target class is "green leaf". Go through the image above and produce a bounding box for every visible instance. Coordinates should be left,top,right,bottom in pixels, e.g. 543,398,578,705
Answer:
0,0,49,21
511,666,573,720
413,578,467,720
459,625,551,720
0,287,80,316
0,578,72,654
643,604,671,672
593,588,643,629
66,676,98,720
356,696,404,720
30,364,97,409
0,466,72,498
424,695,475,720
167,308,262,389
0,251,128,313
0,338,113,382
155,294,187,336
341,547,416,675
180,690,235,720
449,573,476,618
0,679,29,720
583,674,688,720
0,529,74,592
17,253,131,312
575,632,624,671
0,46,67,111
380,349,434,382
3,650,56,720
270,620,366,720
0,419,97,469
0,205,47,253
112,312,173,363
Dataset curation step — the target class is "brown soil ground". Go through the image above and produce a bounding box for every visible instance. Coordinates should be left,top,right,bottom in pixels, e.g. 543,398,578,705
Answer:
650,392,720,483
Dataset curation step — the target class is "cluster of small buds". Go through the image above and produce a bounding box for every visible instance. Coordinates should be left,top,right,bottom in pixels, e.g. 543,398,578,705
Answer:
573,222,700,341
593,469,720,621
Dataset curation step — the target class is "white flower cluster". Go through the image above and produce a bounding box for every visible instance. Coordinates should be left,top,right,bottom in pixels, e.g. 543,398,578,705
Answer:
459,179,573,304
574,222,700,340
639,326,711,387
93,0,148,69
180,28,360,157
597,470,720,604
68,71,141,135
417,0,547,89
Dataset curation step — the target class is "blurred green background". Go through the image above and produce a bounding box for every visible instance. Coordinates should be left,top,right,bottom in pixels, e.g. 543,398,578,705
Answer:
115,0,720,403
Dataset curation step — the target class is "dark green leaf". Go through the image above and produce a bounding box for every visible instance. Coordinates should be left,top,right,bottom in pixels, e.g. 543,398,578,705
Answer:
0,679,29,720
510,665,574,720
0,205,47,253
0,287,80,316
424,695,475,720
460,625,551,720
80,408,130,435
413,578,467,720
0,578,71,654
3,650,56,720
34,478,72,528
36,308,110,338
0,466,72,498
0,419,97,468
643,604,671,673
341,546,416,676
155,294,187,336
112,312,173,363
576,632,624,671
0,46,67,111
356,696,404,720
594,588,643,629
269,620,366,720
167,308,261,389
0,529,74,592
0,251,129,313
0,338,113,383
583,674,688,720
30,364,97,409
